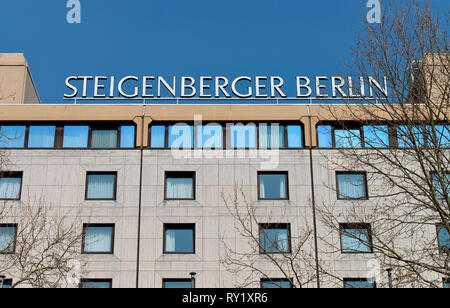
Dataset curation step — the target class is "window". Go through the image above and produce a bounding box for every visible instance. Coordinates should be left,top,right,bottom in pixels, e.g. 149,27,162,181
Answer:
80,279,112,288
437,225,449,252
63,126,89,148
2,279,12,288
258,172,289,200
0,172,22,200
259,124,285,149
163,279,192,288
168,124,193,149
336,172,368,200
82,224,114,254
120,125,135,148
90,128,118,148
86,172,117,200
287,125,303,148
335,128,362,148
165,172,195,200
397,125,425,148
364,125,390,148
260,224,291,253
28,126,56,148
0,224,17,254
317,125,333,148
432,173,449,199
340,224,373,253
344,278,376,288
150,125,166,148
261,279,292,288
230,124,256,148
197,124,223,149
0,125,26,148
164,224,195,254
430,125,450,148
444,278,449,289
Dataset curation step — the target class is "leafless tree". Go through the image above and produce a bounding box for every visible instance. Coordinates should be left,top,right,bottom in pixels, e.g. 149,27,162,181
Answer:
317,0,449,287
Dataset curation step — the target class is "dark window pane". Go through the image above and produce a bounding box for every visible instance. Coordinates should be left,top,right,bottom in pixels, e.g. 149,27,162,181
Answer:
344,279,376,288
163,280,192,288
86,173,116,200
169,125,193,149
165,226,194,253
81,280,112,288
432,173,449,199
261,280,292,288
287,125,302,148
151,125,166,148
2,279,12,288
83,225,114,253
259,173,288,199
0,225,16,253
0,175,22,200
337,173,367,199
91,129,118,148
28,126,55,148
0,126,26,148
317,125,332,148
341,226,372,253
197,125,222,148
437,226,450,252
259,124,284,148
120,126,135,148
63,126,89,148
260,225,289,253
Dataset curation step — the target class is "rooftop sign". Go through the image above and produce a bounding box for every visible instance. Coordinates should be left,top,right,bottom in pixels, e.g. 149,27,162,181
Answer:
64,75,388,101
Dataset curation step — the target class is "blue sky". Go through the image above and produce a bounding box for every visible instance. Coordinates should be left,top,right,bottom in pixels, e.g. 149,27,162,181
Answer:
0,0,448,102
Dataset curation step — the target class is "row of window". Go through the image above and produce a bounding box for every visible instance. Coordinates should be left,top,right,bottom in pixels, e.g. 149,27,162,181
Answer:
318,123,450,148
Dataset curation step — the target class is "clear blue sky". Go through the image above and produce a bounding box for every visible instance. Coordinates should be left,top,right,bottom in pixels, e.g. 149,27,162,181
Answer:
0,0,448,102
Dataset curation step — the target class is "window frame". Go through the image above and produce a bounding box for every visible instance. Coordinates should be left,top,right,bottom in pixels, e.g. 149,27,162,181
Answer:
0,223,17,255
339,223,374,254
257,171,290,201
335,171,369,201
164,171,196,201
79,279,113,288
343,278,377,288
259,223,292,254
260,278,293,288
162,279,193,288
163,223,196,254
436,224,450,253
0,171,23,201
85,171,118,201
81,223,115,255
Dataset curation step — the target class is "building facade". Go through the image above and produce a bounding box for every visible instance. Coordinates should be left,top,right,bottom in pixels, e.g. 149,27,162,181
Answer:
0,54,448,288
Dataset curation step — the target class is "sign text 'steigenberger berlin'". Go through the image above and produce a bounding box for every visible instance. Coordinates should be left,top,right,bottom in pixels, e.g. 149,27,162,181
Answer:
64,76,388,99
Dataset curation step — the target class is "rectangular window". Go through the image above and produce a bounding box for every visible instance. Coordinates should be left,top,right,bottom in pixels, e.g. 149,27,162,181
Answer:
0,125,26,148
165,172,195,200
163,279,192,288
164,224,195,254
86,172,117,200
259,124,285,149
397,125,424,148
437,225,449,252
230,124,256,148
150,125,166,148
260,223,291,253
261,279,292,288
0,224,17,254
336,172,368,200
444,278,449,288
80,279,112,288
82,224,114,254
340,223,373,253
432,173,449,199
335,128,362,148
90,128,118,148
120,126,135,148
197,124,223,149
317,125,333,148
344,278,376,288
169,125,193,149
432,125,450,148
287,125,303,148
2,279,12,288
28,126,56,148
258,172,289,200
0,172,22,200
364,125,390,148
63,126,89,148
